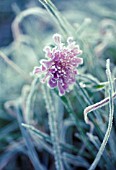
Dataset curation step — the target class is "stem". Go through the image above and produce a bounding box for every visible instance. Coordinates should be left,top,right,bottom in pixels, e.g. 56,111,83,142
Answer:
7,100,44,170
0,51,31,83
84,93,116,128
76,80,102,134
12,7,48,39
42,85,63,170
25,78,39,123
22,123,89,155
38,0,74,36
89,59,114,170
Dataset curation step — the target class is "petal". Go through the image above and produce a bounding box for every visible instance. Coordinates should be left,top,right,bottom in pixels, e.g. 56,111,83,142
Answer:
71,57,83,66
43,46,52,58
53,51,60,61
67,37,74,44
53,33,61,45
33,66,41,75
48,78,57,88
58,81,65,96
43,46,51,52
67,42,76,50
76,57,83,64
68,77,75,84
73,70,78,75
74,49,83,56
62,83,68,90
40,59,53,69
42,65,47,71
49,65,57,74
53,72,60,79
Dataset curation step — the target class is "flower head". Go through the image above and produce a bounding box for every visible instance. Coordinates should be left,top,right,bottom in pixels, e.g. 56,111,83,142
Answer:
33,33,83,96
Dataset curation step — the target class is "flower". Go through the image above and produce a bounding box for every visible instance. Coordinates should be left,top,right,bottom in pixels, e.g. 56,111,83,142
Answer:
33,33,83,96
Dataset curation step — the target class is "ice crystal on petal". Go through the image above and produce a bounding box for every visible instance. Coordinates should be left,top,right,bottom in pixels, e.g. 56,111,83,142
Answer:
33,34,83,96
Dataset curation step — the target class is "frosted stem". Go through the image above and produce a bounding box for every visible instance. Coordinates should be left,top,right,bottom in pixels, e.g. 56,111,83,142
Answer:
42,86,64,170
88,59,114,170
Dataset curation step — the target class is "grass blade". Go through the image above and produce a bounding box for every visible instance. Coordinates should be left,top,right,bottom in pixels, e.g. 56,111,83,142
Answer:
88,59,114,170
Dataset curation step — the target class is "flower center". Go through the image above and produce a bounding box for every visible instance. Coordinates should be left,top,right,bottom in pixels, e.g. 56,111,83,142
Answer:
49,57,73,81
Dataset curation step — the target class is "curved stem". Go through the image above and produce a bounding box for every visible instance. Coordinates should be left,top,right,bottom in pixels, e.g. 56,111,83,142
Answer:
89,59,114,170
84,92,116,130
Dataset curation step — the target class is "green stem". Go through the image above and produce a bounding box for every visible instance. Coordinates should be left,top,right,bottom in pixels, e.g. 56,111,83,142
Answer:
42,86,63,170
89,59,114,170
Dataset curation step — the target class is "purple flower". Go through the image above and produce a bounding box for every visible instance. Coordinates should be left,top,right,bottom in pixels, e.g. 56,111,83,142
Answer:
33,34,83,96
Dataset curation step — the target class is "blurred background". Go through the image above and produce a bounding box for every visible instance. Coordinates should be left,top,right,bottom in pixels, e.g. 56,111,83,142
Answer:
0,0,116,170
0,0,116,47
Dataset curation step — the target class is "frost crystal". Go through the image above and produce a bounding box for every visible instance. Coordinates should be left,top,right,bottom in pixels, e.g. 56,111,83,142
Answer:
33,33,83,96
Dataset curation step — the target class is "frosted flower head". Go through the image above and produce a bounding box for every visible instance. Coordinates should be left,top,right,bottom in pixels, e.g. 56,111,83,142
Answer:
33,33,83,96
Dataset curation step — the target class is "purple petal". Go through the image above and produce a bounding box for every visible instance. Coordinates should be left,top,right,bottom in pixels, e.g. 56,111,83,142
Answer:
48,78,57,88
53,72,60,79
75,50,83,56
53,51,60,61
33,66,41,75
73,70,78,75
71,57,83,66
76,57,83,64
58,81,65,96
40,59,53,69
43,46,52,58
62,83,68,90
42,65,46,71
